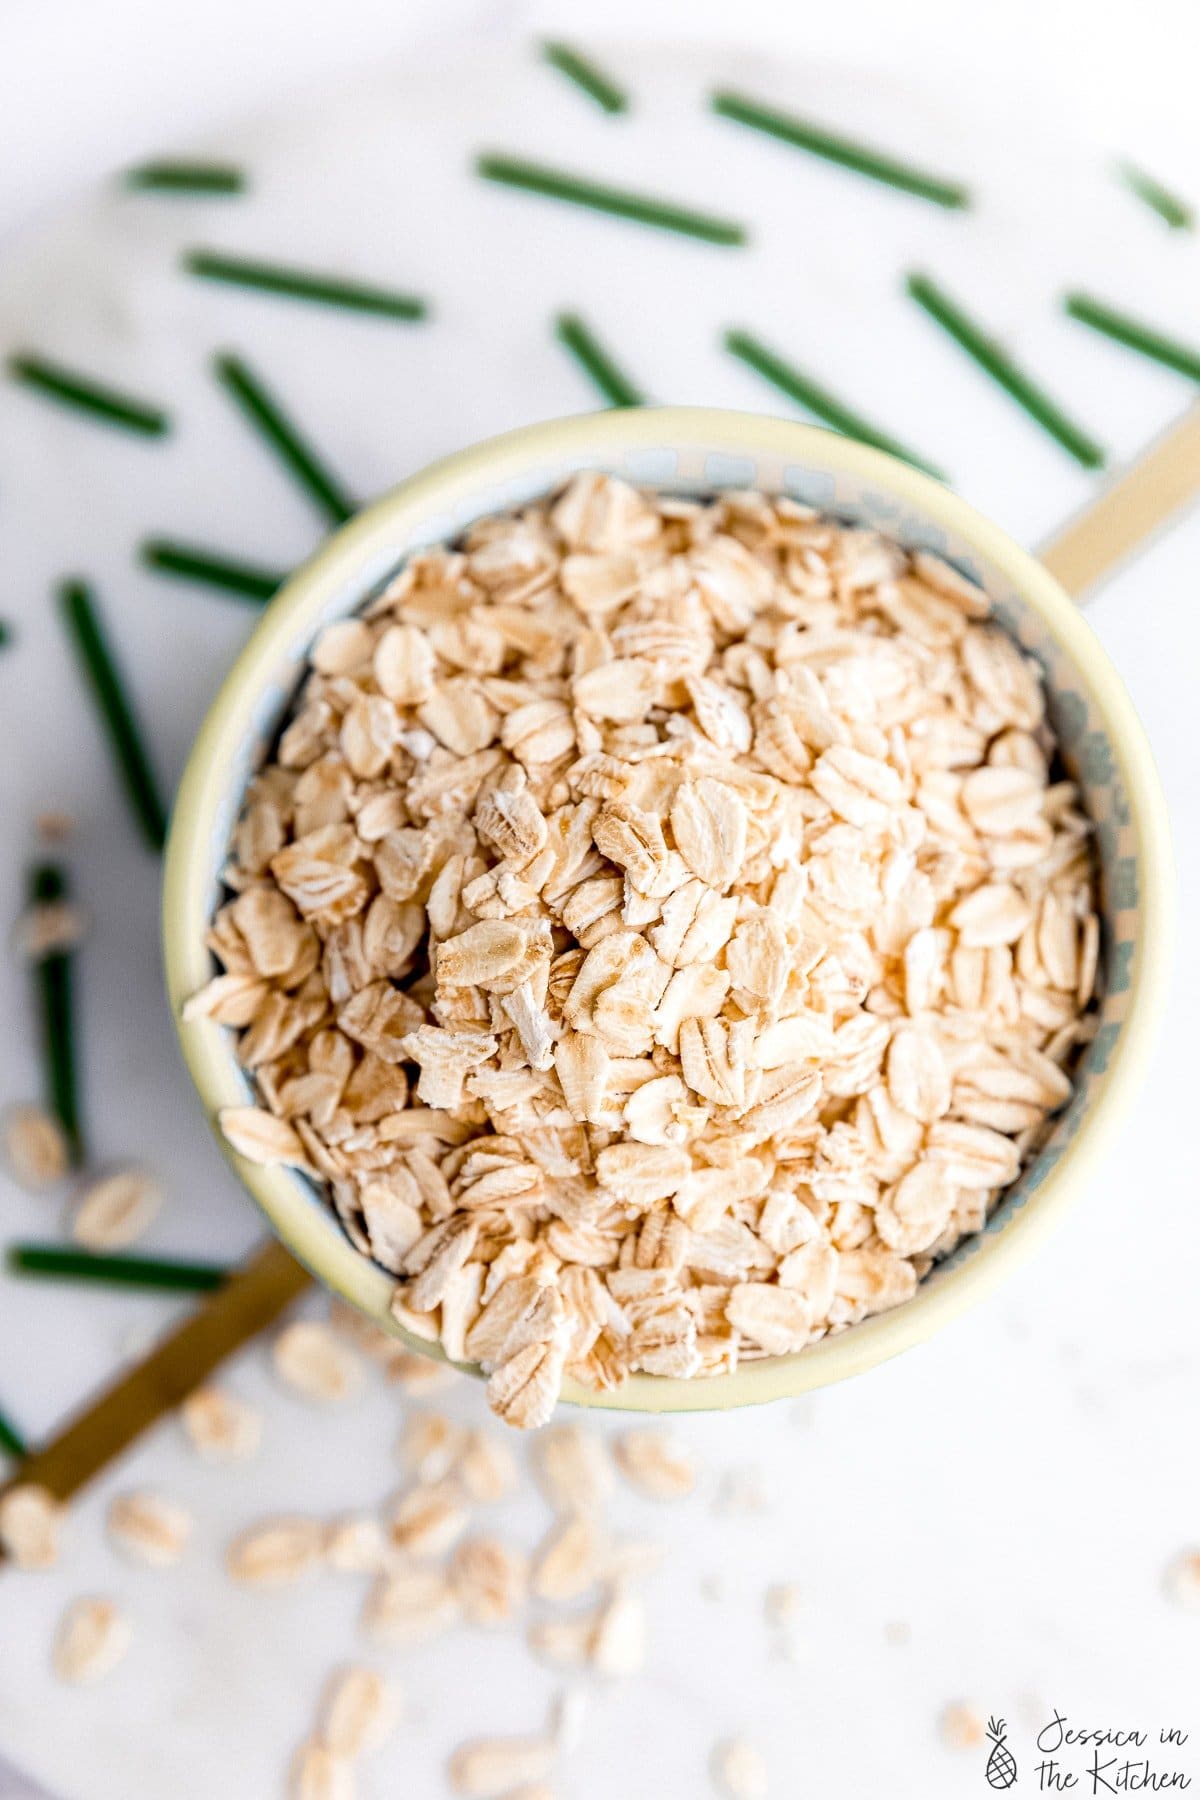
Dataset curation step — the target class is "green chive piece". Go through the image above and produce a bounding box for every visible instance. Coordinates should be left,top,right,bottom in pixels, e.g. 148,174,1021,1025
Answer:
711,90,970,210
214,351,356,526
59,580,168,851
125,161,246,195
6,1244,230,1292
0,620,11,649
475,153,747,246
184,250,427,321
0,1403,28,1461
7,353,170,437
555,312,646,407
1064,291,1200,384
905,273,1106,470
541,41,629,114
724,328,946,481
1115,161,1193,231
29,862,84,1164
140,538,287,604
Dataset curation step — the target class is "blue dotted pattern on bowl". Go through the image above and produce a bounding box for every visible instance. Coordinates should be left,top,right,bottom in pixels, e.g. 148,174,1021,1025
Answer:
201,443,1139,1299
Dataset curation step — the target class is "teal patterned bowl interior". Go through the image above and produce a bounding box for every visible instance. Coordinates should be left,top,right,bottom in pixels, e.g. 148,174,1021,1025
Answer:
165,408,1172,1408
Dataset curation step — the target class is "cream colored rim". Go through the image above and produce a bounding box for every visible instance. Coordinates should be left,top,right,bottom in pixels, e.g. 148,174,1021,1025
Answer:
163,408,1174,1413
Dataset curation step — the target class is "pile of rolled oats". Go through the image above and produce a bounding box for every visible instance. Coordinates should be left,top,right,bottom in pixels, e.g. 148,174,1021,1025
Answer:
191,473,1100,1428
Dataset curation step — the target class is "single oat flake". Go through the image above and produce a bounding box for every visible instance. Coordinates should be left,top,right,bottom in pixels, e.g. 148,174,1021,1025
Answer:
0,1483,64,1569
52,1598,131,1684
1163,1548,1200,1612
318,1665,400,1759
201,475,1100,1425
273,1319,364,1405
2,1103,70,1191
107,1490,192,1567
226,1516,325,1586
71,1168,163,1250
289,1740,355,1800
448,1733,557,1797
180,1384,263,1460
614,1429,698,1501
940,1701,987,1751
710,1737,769,1799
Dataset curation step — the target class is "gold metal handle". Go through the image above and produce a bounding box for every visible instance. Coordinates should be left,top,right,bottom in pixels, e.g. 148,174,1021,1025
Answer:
1039,404,1200,602
0,1240,311,1533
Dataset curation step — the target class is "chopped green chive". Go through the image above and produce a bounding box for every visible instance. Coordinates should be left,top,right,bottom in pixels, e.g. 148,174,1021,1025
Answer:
905,273,1106,470
1064,291,1200,384
6,1244,230,1292
1115,161,1193,231
184,249,427,321
710,90,970,210
214,351,356,527
59,580,168,851
0,620,11,649
475,153,747,246
724,328,945,481
124,161,246,195
554,312,646,407
541,41,629,114
29,862,83,1164
0,1402,28,1460
140,538,288,603
7,353,170,437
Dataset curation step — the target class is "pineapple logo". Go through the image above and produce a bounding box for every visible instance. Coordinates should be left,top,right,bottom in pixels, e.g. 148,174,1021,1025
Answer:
985,1716,1018,1789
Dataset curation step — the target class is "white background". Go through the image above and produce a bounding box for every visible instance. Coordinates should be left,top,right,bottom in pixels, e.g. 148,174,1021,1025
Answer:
1,4,1199,1798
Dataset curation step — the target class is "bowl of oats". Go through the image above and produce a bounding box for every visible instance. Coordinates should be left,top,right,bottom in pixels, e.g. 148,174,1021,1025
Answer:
163,407,1170,1426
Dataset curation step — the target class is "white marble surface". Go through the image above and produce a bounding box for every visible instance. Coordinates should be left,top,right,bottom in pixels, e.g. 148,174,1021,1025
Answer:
1,16,1199,1800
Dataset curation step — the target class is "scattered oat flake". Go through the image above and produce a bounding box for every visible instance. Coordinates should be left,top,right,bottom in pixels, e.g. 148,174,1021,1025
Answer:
2,1103,70,1190
763,1582,802,1628
12,898,88,959
456,1429,518,1504
710,1737,769,1799
226,1516,325,1586
71,1167,163,1250
532,1513,607,1603
36,810,76,843
52,1598,131,1684
360,1564,460,1649
399,1410,466,1482
940,1701,986,1751
324,1513,389,1576
181,1384,262,1460
388,1478,470,1559
290,1739,356,1800
591,1585,647,1677
1163,1548,1200,1611
273,1319,364,1405
107,1491,192,1567
614,1428,697,1500
0,1483,64,1569
532,1423,614,1514
318,1665,400,1759
448,1733,556,1797
452,1535,529,1624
